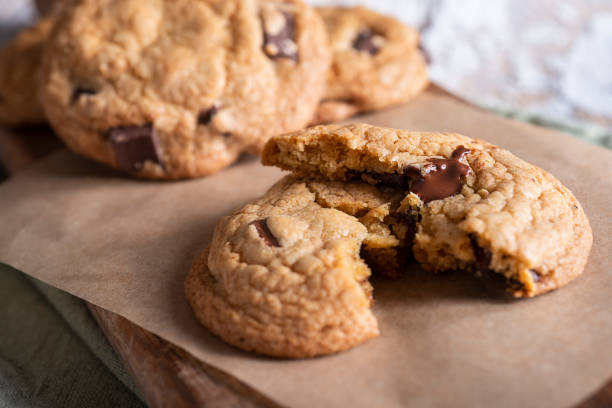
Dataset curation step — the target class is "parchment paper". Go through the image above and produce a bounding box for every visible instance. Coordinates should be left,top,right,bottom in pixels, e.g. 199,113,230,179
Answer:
1,89,611,408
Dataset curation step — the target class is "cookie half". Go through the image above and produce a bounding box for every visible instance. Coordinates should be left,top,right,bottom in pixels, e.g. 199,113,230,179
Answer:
186,177,379,358
263,124,593,298
0,16,55,127
39,0,330,179
313,7,429,124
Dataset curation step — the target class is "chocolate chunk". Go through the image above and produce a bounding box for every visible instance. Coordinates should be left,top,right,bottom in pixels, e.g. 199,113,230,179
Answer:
107,124,161,173
363,146,470,203
71,86,96,103
251,219,281,247
262,10,298,61
197,105,218,125
469,235,492,275
403,146,471,203
353,29,384,55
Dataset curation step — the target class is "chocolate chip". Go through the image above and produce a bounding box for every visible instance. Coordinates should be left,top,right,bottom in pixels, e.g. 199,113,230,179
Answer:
353,29,384,55
404,146,471,203
262,10,298,61
107,124,161,173
469,235,492,275
197,105,218,125
251,219,281,247
362,146,471,203
71,86,96,103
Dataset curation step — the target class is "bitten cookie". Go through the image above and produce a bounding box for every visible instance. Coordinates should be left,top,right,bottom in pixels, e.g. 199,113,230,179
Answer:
263,124,592,297
313,7,429,124
0,16,55,127
39,0,330,179
186,177,381,358
187,124,592,357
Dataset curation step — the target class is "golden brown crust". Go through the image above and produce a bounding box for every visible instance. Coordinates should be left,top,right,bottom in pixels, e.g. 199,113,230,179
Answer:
40,0,330,179
186,177,380,358
186,245,378,358
312,6,428,124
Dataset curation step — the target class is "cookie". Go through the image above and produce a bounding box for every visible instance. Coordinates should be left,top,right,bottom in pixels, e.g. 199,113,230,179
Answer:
39,0,330,179
312,7,429,124
188,124,591,357
186,177,380,358
0,16,54,127
263,124,593,298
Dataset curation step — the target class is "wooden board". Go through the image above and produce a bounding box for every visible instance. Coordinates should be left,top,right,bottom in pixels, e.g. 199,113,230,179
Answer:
1,84,610,407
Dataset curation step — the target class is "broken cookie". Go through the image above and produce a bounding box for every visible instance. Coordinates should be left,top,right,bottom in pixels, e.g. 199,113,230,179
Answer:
186,124,592,357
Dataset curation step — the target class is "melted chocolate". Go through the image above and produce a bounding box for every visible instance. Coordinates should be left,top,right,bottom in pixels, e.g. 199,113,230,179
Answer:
365,146,471,203
404,146,470,203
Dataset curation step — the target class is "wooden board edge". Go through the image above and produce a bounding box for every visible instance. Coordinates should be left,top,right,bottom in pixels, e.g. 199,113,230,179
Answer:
87,303,284,408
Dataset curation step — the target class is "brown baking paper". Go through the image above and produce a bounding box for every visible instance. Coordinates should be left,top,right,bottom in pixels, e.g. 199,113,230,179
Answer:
1,88,611,407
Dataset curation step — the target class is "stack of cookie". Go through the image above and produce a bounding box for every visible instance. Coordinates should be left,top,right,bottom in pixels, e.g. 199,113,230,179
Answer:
0,0,428,179
186,123,593,357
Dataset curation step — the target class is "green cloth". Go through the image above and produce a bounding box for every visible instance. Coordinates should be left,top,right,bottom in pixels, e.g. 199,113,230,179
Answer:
481,102,612,150
0,264,144,408
0,108,609,408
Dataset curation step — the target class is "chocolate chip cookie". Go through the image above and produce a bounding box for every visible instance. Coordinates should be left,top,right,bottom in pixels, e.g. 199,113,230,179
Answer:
263,124,592,297
186,177,381,357
0,16,54,127
313,7,429,124
39,0,330,179
188,124,591,357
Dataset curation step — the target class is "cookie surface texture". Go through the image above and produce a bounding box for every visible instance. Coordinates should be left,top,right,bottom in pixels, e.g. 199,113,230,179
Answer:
313,6,428,124
40,0,330,179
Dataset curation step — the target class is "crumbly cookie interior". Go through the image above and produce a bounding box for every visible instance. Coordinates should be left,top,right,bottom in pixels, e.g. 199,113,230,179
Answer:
304,177,538,297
